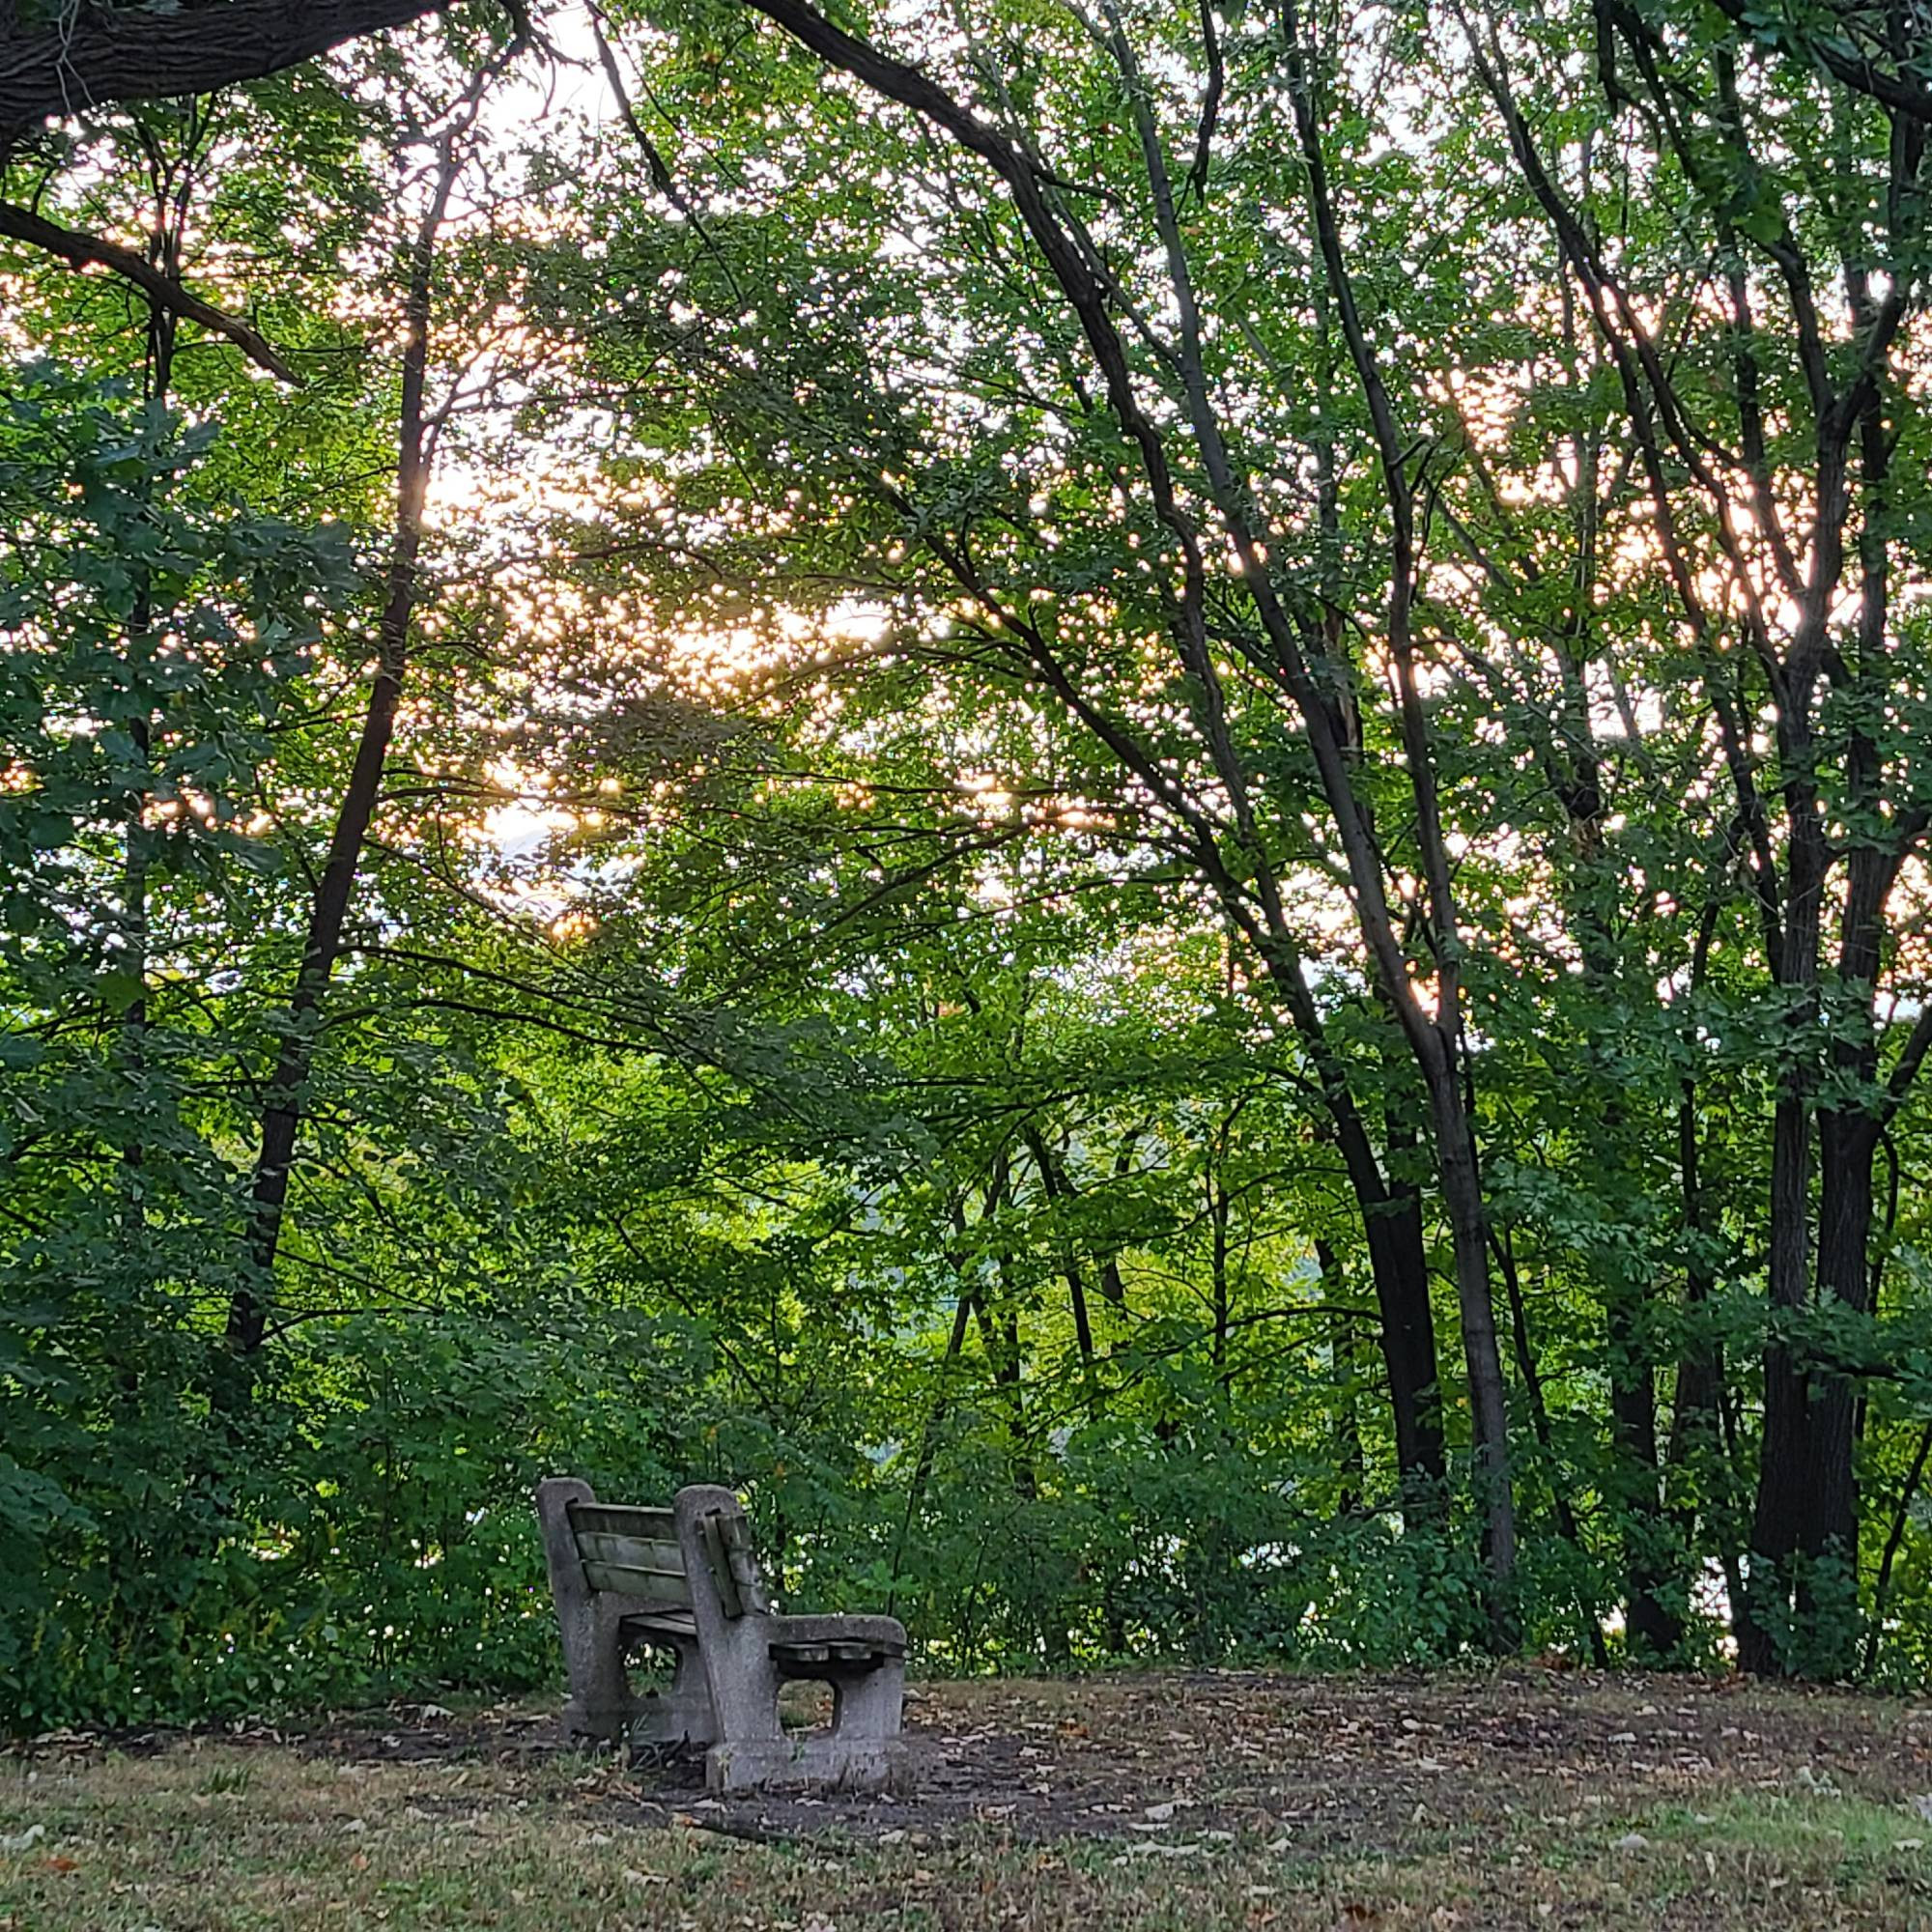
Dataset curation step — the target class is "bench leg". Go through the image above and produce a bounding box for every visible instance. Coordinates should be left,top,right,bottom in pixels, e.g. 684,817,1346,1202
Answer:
695,1640,789,1795
830,1657,904,1742
706,1663,910,1794
537,1477,639,1745
705,1730,910,1795
635,1634,718,1746
557,1599,641,1743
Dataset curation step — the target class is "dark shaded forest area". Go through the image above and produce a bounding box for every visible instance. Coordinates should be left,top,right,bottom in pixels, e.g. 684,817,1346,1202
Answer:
3,0,1931,1729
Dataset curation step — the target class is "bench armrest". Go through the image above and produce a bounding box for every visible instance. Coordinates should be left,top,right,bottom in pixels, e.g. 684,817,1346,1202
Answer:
767,1611,907,1648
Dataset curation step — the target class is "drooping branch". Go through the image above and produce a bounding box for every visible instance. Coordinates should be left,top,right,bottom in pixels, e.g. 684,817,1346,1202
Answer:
0,197,298,383
1697,0,1932,128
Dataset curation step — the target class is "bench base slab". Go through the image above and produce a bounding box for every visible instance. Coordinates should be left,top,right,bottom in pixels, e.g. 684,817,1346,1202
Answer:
562,1686,718,1748
705,1736,913,1796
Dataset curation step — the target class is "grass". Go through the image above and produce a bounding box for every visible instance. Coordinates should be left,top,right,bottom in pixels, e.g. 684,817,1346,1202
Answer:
6,1672,1932,1927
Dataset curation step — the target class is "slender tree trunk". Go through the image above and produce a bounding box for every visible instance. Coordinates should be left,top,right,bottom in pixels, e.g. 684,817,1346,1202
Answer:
1547,637,1683,1654
889,1283,975,1615
1021,1125,1100,1416
1605,1274,1680,1657
1669,1084,1747,1640
1667,904,1746,1628
226,129,463,1354
118,166,184,1220
1319,1239,1365,1515
1493,1226,1610,1667
1208,1168,1230,1389
1863,1420,1932,1679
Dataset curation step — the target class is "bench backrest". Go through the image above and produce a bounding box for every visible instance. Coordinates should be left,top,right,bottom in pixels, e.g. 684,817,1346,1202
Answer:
563,1492,771,1620
564,1501,688,1605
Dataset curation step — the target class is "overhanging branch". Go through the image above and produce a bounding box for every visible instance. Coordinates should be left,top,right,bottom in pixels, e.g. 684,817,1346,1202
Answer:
0,198,299,382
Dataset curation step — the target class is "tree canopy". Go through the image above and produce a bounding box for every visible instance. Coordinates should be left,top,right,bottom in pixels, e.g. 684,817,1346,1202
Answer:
2,0,1930,1723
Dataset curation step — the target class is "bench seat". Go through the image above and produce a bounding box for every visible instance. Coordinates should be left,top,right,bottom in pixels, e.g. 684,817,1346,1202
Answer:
619,1608,696,1637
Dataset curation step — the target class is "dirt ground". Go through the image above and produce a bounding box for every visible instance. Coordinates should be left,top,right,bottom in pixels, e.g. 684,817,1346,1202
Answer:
9,1669,1932,1927
133,1665,1932,1843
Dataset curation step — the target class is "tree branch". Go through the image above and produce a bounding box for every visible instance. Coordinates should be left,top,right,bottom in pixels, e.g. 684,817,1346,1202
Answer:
0,196,298,382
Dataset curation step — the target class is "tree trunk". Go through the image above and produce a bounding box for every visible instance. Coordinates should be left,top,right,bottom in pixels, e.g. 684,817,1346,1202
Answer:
226,127,463,1354
1492,1228,1610,1666
1320,1240,1365,1515
1421,1055,1517,1618
1605,1273,1680,1657
889,1283,975,1614
1021,1125,1100,1416
0,0,463,142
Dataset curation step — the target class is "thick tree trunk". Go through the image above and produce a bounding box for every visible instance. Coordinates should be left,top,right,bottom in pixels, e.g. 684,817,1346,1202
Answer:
0,0,460,141
1737,1065,1817,1668
1812,1114,1878,1558
1329,1106,1446,1503
1268,958,1445,1506
1800,842,1892,1665
1737,685,1829,1671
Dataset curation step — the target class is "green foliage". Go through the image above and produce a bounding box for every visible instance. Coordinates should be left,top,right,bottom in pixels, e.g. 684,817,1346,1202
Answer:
4,0,1932,1727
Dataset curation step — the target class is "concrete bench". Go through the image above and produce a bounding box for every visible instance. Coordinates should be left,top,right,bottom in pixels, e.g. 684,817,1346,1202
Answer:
534,1478,910,1793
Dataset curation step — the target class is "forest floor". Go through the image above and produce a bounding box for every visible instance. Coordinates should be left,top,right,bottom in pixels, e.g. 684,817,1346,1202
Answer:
7,1669,1932,1928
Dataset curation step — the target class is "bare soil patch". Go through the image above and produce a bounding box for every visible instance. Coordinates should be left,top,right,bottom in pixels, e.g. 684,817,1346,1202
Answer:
30,1665,1932,1850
